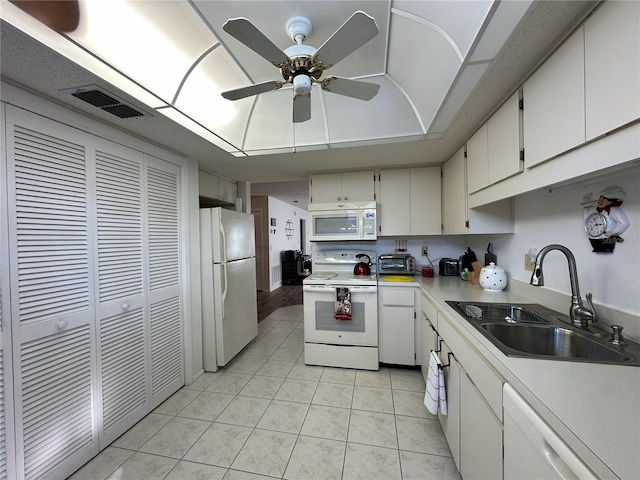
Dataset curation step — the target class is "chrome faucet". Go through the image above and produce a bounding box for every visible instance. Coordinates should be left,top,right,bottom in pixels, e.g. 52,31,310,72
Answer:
530,244,597,328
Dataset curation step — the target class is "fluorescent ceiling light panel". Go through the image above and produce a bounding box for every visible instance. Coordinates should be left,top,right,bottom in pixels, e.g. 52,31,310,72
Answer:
1,0,166,109
156,106,239,154
69,0,215,103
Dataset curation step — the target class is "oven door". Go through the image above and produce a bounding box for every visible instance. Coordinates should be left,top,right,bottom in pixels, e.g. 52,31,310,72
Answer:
303,284,378,346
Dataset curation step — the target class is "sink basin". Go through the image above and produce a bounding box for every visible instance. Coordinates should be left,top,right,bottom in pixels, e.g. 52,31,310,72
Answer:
481,323,632,362
454,302,550,324
446,301,639,366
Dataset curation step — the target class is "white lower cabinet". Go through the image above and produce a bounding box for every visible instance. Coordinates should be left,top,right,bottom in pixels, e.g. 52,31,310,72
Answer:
379,287,419,365
460,371,503,480
437,340,460,470
421,293,504,479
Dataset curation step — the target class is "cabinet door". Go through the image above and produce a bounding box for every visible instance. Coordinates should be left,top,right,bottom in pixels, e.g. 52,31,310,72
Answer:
410,167,441,235
380,288,415,365
438,342,460,470
198,170,219,199
7,108,99,479
442,147,467,234
420,313,438,383
218,177,237,204
585,1,640,140
310,173,343,203
145,156,184,409
466,124,488,194
460,372,503,480
487,92,522,184
341,171,375,203
523,28,585,168
92,139,147,446
379,169,410,236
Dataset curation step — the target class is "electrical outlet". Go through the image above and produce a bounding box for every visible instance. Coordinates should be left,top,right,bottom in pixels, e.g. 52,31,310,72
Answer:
524,254,536,271
421,244,428,256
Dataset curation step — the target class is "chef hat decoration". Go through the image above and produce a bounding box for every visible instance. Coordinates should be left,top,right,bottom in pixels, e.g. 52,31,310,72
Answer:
598,185,626,201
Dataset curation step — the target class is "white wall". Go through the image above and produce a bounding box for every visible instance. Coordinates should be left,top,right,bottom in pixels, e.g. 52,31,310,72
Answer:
492,172,639,313
266,197,308,290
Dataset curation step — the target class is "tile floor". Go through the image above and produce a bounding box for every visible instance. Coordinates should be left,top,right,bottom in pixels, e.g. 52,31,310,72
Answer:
69,305,461,480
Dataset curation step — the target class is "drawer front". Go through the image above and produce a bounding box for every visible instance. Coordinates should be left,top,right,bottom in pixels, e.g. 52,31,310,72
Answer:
381,288,415,306
438,310,504,420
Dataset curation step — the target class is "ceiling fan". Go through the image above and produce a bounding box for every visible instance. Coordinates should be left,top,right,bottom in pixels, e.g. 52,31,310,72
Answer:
221,11,380,123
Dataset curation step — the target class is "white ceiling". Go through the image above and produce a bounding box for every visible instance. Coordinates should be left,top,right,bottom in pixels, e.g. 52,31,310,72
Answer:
1,1,599,207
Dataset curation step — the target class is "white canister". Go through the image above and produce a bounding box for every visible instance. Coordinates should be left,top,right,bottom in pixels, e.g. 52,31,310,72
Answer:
479,262,507,291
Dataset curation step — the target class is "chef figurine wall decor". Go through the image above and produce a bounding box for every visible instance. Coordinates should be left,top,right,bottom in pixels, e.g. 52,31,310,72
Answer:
582,185,630,253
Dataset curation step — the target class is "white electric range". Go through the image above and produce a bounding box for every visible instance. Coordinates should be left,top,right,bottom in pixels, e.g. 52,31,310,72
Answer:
303,250,379,370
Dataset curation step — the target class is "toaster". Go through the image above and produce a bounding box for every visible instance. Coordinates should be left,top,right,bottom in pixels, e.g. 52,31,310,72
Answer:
439,258,460,276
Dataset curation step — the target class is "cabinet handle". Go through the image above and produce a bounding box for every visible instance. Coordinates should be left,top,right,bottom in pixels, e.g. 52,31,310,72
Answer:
337,196,342,201
122,302,130,311
344,196,348,201
57,320,68,330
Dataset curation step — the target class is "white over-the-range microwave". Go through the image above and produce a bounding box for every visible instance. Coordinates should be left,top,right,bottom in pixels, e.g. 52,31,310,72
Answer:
308,201,377,241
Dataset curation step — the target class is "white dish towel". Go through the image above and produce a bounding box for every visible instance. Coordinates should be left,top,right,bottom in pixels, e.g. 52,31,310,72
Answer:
424,351,448,415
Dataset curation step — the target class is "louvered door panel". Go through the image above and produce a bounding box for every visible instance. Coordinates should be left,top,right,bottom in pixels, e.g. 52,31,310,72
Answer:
13,127,89,324
6,108,97,480
99,308,145,444
145,156,183,408
20,326,93,479
150,297,182,397
93,140,147,446
147,162,180,292
95,148,143,303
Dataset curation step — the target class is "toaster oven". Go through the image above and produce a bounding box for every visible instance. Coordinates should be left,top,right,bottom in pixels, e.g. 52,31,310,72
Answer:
378,254,416,275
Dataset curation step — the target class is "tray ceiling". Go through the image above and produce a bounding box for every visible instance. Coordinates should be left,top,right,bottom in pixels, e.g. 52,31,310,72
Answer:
1,0,598,184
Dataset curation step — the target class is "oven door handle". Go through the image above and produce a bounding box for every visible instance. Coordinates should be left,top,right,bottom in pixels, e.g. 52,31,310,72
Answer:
303,285,378,293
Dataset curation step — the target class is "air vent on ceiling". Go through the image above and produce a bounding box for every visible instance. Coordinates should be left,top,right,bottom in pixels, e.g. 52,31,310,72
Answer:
66,85,144,119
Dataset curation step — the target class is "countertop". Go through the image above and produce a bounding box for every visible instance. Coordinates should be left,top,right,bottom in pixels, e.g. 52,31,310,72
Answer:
415,276,640,480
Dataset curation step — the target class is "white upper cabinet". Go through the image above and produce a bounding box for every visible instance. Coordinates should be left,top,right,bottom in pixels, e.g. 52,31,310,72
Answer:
199,170,237,205
310,171,375,204
467,92,522,191
584,1,640,141
466,123,488,194
442,147,468,235
379,167,441,236
442,147,514,235
523,27,585,168
487,92,523,184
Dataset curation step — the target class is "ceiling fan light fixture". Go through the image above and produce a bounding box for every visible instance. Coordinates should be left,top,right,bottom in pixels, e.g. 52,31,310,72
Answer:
293,74,312,96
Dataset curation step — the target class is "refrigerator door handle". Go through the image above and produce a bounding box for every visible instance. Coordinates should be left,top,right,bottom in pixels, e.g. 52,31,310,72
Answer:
219,217,228,263
221,262,228,319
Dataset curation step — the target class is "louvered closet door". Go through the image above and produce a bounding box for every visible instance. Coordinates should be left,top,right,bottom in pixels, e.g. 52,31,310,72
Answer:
92,139,147,446
6,107,98,479
1,101,16,480
145,155,183,409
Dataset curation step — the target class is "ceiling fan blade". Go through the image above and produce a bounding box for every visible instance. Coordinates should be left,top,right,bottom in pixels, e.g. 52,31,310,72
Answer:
223,17,290,67
313,11,379,69
9,0,80,32
293,94,311,123
321,77,380,101
221,81,284,101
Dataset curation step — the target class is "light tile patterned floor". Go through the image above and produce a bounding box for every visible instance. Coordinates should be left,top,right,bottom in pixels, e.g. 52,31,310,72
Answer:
69,305,461,480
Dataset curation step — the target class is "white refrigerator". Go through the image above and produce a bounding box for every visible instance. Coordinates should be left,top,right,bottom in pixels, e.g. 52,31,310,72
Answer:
200,207,258,371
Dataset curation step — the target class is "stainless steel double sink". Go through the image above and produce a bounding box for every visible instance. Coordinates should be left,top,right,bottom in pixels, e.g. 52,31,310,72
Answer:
446,301,640,366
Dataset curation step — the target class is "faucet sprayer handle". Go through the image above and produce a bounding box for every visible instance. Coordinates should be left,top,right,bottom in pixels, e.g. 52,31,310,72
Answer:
585,293,597,323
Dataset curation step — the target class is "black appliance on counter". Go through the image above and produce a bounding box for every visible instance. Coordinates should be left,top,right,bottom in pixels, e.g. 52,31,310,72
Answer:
439,258,460,276
282,250,311,285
